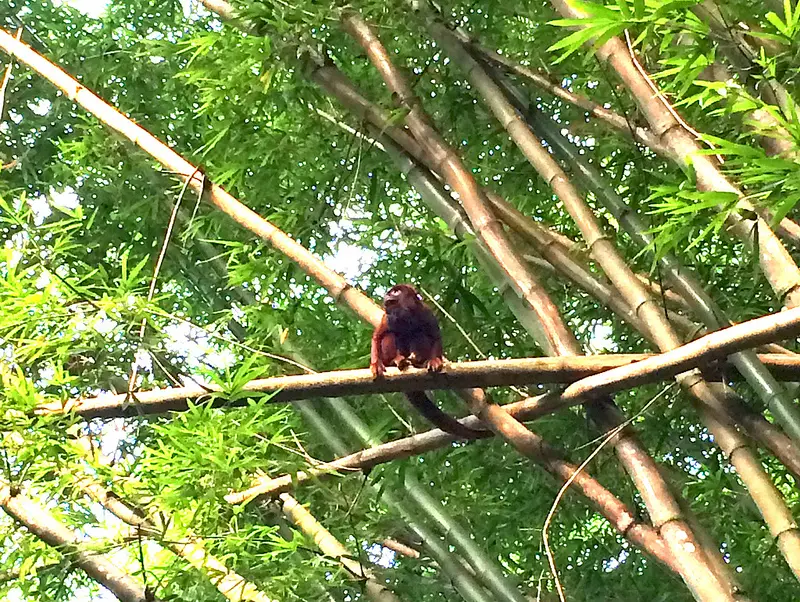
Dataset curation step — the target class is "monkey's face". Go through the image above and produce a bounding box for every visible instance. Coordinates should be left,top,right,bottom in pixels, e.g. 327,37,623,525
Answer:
383,284,420,314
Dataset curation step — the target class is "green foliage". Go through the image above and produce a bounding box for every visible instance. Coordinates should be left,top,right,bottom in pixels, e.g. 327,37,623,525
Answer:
0,0,799,600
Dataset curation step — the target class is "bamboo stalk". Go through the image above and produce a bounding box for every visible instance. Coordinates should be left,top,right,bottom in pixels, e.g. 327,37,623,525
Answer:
546,0,800,310
29,355,646,418
75,475,276,602
429,17,800,584
0,483,154,602
523,99,800,443
278,493,404,602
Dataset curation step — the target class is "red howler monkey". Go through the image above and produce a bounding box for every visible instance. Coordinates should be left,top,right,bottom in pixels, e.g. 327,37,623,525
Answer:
370,284,483,439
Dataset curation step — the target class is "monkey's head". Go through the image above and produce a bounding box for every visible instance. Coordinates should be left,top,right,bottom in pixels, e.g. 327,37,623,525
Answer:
383,284,422,317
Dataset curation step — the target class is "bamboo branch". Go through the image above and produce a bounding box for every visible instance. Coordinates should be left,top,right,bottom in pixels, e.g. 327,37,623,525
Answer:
382,539,420,559
34,355,642,418
0,483,155,602
35,349,800,420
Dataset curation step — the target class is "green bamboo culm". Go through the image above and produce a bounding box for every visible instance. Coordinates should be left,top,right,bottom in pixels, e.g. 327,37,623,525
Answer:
517,91,800,444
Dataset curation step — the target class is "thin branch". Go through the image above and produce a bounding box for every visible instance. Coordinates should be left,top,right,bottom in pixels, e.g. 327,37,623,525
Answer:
463,39,671,158
543,384,673,602
35,335,800,422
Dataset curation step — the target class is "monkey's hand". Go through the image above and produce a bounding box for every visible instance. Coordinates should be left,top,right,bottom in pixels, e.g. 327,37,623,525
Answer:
371,360,385,379
394,355,411,371
427,357,444,372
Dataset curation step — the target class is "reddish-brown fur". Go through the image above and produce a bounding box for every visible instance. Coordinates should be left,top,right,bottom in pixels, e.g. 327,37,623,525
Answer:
371,284,483,439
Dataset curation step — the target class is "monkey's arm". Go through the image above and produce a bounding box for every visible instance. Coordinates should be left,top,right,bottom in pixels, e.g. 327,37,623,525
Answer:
370,316,390,378
426,312,444,371
409,305,443,371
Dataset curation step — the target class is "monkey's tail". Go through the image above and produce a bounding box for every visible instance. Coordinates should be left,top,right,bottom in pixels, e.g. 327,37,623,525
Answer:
405,391,488,440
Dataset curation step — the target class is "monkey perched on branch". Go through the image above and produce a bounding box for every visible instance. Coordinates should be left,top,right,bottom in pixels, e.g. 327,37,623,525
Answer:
370,284,484,439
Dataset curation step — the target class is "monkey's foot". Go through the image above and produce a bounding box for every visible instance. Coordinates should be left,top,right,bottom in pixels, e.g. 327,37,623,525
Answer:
394,356,411,371
427,357,444,372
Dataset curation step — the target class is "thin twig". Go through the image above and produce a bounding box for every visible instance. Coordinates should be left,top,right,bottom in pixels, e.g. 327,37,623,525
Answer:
0,28,21,124
126,167,202,396
542,383,674,601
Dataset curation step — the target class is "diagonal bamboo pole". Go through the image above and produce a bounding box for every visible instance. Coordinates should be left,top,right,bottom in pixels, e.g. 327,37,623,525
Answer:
341,11,740,600
73,473,277,602
0,482,155,602
545,0,800,310
426,15,800,584
277,493,404,602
